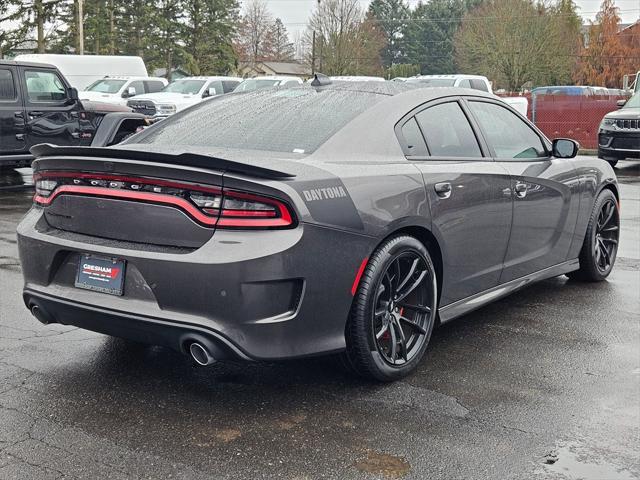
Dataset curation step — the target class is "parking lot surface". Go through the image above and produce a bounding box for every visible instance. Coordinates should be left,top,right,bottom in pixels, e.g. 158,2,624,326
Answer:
0,161,638,480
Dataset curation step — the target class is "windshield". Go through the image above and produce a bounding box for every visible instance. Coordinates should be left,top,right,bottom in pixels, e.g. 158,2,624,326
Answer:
623,93,640,108
85,79,127,93
233,78,281,92
162,80,205,94
406,78,456,87
130,87,385,154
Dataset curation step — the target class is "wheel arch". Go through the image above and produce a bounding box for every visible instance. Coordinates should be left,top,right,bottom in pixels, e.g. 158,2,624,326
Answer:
599,181,619,205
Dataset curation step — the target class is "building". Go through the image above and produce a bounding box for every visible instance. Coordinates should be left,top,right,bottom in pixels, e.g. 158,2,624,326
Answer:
238,61,311,80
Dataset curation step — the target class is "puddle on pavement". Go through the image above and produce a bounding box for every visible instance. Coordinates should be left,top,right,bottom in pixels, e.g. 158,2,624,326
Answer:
537,443,637,480
354,450,411,479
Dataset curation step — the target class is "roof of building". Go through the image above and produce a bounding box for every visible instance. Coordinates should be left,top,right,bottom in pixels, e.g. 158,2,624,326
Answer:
252,62,311,76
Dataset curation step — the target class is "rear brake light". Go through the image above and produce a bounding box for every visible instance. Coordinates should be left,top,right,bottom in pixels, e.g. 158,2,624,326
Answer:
33,173,295,229
217,191,294,228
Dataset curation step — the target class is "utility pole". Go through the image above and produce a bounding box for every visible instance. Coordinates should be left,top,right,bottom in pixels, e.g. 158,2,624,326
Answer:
311,0,320,74
78,0,84,55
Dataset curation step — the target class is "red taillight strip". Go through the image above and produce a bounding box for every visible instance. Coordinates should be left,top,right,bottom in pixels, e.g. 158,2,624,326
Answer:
34,186,219,226
34,172,221,194
221,209,277,217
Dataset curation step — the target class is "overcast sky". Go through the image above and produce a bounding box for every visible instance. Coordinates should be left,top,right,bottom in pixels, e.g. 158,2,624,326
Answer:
241,0,640,39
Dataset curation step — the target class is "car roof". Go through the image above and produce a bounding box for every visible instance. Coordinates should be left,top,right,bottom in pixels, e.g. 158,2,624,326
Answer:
413,74,488,80
242,76,301,82
0,59,56,69
175,76,242,81
100,76,166,81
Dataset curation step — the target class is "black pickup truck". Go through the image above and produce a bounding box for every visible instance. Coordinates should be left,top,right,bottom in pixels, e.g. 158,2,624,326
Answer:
0,59,147,168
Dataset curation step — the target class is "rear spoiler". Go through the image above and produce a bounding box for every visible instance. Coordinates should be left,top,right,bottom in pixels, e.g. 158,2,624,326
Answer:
30,144,296,180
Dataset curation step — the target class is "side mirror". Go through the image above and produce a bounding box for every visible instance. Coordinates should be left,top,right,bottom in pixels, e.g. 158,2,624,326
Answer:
552,138,579,159
66,87,79,105
616,99,627,108
123,86,136,98
203,87,217,98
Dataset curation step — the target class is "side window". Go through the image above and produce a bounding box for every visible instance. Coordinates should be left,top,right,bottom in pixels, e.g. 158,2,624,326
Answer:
205,80,223,96
25,70,66,102
400,117,428,156
0,69,16,100
128,80,145,96
222,81,239,93
458,79,472,88
468,101,547,159
145,81,165,93
415,102,482,158
284,80,300,86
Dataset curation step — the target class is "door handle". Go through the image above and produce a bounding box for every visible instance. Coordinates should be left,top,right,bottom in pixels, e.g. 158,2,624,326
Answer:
434,182,452,199
29,111,44,118
15,134,25,141
514,182,528,199
14,111,24,118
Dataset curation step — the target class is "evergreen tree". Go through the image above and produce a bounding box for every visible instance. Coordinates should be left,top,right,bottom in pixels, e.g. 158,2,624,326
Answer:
404,0,473,74
367,0,409,67
182,0,239,75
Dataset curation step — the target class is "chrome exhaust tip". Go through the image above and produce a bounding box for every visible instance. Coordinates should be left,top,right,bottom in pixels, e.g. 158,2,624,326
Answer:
189,342,216,366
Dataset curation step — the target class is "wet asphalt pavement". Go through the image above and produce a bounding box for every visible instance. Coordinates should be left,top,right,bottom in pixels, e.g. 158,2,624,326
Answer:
0,162,638,480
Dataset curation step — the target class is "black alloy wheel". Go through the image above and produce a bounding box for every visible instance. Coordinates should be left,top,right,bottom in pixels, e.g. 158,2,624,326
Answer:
344,236,438,381
593,197,619,274
373,252,432,366
568,189,620,282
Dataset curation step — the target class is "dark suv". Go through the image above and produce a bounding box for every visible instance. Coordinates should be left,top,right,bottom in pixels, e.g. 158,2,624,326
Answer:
0,60,147,168
598,92,640,167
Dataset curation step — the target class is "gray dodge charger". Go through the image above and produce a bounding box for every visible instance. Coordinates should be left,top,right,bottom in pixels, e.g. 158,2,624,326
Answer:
17,80,620,381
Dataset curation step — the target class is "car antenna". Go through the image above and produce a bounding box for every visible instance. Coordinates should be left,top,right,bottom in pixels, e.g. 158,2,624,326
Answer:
311,73,332,87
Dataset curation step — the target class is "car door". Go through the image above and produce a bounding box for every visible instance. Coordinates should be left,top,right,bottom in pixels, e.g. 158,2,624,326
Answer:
20,66,81,149
465,98,580,283
399,98,513,306
0,65,27,153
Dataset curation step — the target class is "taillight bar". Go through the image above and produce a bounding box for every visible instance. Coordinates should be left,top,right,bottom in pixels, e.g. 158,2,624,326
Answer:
33,172,296,230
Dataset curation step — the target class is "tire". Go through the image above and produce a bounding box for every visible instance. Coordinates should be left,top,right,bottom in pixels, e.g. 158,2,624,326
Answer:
344,235,438,382
567,189,619,282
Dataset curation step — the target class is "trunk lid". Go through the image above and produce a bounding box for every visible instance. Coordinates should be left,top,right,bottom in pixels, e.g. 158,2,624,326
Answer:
31,145,296,249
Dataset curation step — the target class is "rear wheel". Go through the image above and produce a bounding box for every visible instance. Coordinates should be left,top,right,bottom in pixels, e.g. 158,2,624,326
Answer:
344,236,438,382
568,189,619,282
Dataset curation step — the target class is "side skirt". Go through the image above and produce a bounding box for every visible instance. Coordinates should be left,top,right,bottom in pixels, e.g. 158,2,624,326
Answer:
438,259,580,324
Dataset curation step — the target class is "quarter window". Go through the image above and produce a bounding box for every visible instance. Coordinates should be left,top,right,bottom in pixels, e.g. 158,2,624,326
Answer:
401,117,428,156
468,101,546,159
470,79,489,92
415,102,482,158
25,70,66,102
0,69,15,100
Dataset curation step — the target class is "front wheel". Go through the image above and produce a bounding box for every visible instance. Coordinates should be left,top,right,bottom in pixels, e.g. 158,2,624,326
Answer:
568,189,620,282
344,236,438,382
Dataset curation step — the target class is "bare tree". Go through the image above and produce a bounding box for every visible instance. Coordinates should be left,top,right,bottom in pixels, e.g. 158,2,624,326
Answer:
236,0,272,64
306,0,384,75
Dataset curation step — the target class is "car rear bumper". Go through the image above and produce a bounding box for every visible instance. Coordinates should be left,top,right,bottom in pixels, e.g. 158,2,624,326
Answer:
17,208,373,360
598,131,640,159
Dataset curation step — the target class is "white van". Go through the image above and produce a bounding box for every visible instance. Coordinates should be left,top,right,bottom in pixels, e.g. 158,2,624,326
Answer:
13,54,148,90
80,76,168,106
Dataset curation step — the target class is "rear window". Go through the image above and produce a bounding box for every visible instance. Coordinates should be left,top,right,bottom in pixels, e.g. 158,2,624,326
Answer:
132,88,386,154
